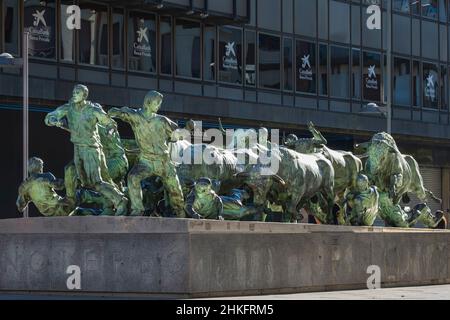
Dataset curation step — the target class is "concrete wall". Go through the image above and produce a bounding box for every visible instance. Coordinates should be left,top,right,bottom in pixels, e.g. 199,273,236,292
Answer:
0,217,449,298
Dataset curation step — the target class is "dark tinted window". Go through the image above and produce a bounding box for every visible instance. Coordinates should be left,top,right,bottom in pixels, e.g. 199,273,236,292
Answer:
3,0,20,55
319,44,328,96
330,46,350,98
160,16,172,75
245,31,256,86
363,51,381,102
128,12,156,72
204,24,216,81
24,0,56,59
112,8,124,69
413,60,422,106
79,2,108,66
352,49,361,99
219,27,243,84
175,19,201,79
393,57,411,106
283,38,293,91
259,33,281,90
296,40,316,94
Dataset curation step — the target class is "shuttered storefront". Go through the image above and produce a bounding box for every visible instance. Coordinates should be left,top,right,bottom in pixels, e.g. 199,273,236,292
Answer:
403,167,443,214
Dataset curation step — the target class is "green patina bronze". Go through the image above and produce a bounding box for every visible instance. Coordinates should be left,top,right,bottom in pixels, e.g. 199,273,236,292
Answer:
362,132,443,228
45,84,128,216
108,91,185,217
17,157,113,217
285,122,363,225
344,174,379,226
18,84,446,229
185,178,224,220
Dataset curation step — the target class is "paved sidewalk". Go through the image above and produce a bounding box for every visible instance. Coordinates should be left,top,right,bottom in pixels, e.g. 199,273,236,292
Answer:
207,285,450,300
1,285,449,300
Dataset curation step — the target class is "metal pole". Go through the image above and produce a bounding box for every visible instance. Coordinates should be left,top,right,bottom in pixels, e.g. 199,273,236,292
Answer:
23,32,29,218
386,1,392,134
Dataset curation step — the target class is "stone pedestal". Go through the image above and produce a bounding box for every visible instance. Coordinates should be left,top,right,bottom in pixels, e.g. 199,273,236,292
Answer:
0,217,449,298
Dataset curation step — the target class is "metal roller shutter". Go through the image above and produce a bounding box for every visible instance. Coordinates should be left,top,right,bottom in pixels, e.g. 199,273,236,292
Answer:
403,167,442,214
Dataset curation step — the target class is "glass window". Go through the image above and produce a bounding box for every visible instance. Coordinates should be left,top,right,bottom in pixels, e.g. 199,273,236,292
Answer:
393,57,411,106
440,65,448,109
413,60,422,106
295,0,317,37
128,12,156,73
3,0,19,55
60,0,76,62
351,5,361,46
319,44,328,96
411,0,421,15
245,31,256,86
318,0,329,40
422,0,438,19
160,16,172,75
422,21,439,60
79,2,109,66
24,0,56,59
283,38,293,91
439,0,447,21
352,49,361,99
423,62,439,108
259,33,281,90
363,51,382,102
330,46,350,98
112,8,124,69
393,14,412,55
329,1,350,44
394,0,410,13
204,24,216,81
219,26,243,84
175,19,201,79
296,40,316,94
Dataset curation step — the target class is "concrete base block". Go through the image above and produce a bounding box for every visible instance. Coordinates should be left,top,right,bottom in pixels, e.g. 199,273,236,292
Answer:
0,217,449,298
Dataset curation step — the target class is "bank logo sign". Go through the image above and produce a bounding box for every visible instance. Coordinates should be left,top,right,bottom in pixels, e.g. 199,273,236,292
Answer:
425,74,436,100
223,42,238,70
366,65,378,90
133,20,152,58
27,8,51,44
137,27,149,44
299,54,313,81
33,10,47,27
25,6,55,58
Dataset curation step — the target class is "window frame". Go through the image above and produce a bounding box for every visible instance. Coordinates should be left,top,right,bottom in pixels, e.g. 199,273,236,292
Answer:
257,31,282,92
218,25,244,87
127,9,158,75
174,17,203,81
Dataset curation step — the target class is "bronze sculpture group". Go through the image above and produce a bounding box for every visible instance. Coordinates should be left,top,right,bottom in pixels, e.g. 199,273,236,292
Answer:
17,84,447,229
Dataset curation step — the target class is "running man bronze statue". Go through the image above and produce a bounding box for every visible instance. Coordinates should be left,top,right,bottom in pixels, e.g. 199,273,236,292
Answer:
108,91,185,217
45,84,128,216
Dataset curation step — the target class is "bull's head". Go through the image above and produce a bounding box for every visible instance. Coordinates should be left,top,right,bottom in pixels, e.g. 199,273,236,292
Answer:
366,132,400,175
235,167,286,207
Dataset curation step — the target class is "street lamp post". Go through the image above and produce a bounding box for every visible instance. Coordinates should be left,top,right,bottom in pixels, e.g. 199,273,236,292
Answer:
386,0,392,134
22,33,29,218
0,32,29,218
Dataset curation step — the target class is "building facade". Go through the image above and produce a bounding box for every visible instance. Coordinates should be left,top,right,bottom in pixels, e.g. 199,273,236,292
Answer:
1,0,450,218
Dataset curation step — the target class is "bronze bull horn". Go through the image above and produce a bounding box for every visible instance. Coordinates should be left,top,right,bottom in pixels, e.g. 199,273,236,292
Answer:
234,172,251,179
218,118,226,135
271,174,286,186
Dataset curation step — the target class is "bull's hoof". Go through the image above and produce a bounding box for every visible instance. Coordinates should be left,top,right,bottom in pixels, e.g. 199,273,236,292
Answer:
433,211,447,229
